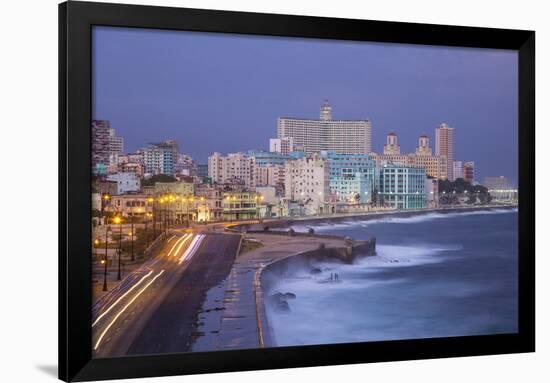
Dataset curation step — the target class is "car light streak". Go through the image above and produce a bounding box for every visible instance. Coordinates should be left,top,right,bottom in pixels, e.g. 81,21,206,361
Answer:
92,270,154,327
166,234,189,257
178,234,205,264
166,235,176,243
94,269,165,351
171,234,193,257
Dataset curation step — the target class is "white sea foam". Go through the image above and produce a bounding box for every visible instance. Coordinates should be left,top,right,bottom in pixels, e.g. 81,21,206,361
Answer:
293,208,517,232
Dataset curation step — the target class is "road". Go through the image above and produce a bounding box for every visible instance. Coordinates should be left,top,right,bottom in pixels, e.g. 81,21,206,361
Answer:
92,231,241,358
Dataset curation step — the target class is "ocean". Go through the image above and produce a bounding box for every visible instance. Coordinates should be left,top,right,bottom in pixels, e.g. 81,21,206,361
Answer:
265,209,518,347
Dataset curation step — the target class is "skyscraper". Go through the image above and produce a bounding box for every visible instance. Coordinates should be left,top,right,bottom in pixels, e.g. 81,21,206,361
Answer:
435,123,454,180
277,100,372,155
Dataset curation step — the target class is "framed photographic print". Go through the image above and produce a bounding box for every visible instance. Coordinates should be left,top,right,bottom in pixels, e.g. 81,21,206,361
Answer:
59,1,535,381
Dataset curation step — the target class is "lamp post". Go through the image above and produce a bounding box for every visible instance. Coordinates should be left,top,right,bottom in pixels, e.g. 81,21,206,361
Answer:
93,238,99,260
101,193,110,226
114,215,122,280
129,209,135,262
103,224,110,291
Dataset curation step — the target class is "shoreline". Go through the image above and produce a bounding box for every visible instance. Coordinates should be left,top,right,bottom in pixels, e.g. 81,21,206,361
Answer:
227,204,517,232
256,204,518,347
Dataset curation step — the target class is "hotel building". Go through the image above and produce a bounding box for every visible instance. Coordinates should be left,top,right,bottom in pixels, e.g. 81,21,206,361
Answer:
373,133,447,179
435,123,454,180
277,100,372,155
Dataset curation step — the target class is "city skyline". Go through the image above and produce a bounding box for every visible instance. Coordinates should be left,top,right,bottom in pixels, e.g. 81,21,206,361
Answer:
92,26,518,185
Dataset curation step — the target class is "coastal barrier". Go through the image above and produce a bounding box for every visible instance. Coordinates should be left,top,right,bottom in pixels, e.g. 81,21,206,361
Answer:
254,235,376,347
226,204,517,233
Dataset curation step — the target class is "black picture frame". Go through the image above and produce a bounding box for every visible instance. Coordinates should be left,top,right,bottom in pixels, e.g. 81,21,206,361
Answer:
59,1,535,381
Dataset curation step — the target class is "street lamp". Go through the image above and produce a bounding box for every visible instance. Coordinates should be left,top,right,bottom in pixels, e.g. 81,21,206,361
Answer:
113,215,122,280
103,224,110,291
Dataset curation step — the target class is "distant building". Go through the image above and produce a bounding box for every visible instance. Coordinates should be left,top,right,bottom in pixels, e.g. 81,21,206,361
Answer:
453,161,464,180
109,128,124,155
143,140,179,175
174,153,196,176
321,152,376,204
277,100,372,154
106,173,141,195
154,181,194,197
196,164,209,179
383,133,400,155
435,123,454,180
425,176,439,208
92,120,111,175
284,154,330,215
484,176,509,190
379,162,426,209
269,137,294,154
463,161,474,183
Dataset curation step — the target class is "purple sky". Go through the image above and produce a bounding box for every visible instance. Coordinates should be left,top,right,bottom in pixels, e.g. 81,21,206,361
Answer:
92,26,518,185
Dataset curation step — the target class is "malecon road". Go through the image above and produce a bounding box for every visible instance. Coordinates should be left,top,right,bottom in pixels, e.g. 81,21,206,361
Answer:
92,231,241,357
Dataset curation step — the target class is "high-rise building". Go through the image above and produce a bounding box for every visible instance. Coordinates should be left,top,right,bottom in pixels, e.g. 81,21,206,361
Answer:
463,161,475,183
435,123,454,180
269,137,294,154
383,133,400,155
143,140,179,175
109,128,124,155
92,120,111,175
277,100,372,155
379,162,426,210
453,161,464,180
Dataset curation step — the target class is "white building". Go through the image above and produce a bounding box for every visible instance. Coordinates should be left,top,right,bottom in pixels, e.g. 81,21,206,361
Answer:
425,177,439,208
106,173,141,195
284,154,330,215
208,152,255,188
277,100,372,155
453,161,464,180
269,137,294,154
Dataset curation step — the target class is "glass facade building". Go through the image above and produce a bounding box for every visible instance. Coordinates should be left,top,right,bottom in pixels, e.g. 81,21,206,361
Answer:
379,163,427,209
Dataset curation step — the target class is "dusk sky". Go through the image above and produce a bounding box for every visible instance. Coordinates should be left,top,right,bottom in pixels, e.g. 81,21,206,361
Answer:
92,26,518,185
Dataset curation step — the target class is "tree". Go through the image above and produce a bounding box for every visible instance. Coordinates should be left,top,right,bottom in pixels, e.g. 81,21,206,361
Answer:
141,174,177,187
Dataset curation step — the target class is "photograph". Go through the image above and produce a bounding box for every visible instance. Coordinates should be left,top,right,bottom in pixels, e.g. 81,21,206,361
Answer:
90,26,519,358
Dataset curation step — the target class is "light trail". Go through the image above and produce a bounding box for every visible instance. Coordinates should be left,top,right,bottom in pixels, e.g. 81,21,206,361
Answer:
92,270,154,327
94,269,165,351
166,234,189,257
166,235,176,243
178,234,205,264
170,234,193,257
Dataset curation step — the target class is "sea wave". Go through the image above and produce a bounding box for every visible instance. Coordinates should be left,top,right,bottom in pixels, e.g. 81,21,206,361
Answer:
298,208,517,232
